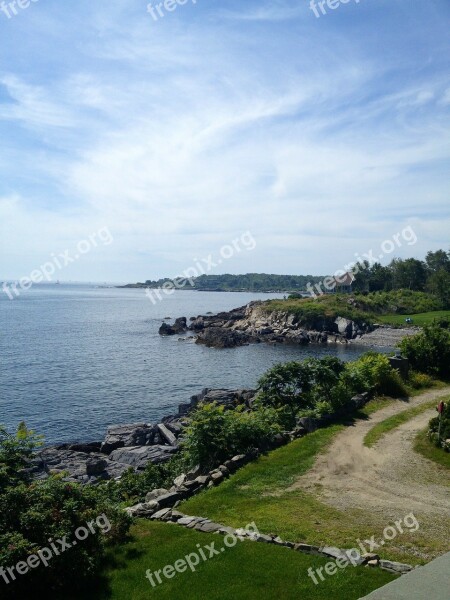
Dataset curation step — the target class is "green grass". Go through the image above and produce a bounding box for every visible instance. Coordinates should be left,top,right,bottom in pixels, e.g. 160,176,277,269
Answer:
180,408,434,564
78,520,395,600
378,310,450,328
414,429,450,470
363,396,450,448
264,291,443,329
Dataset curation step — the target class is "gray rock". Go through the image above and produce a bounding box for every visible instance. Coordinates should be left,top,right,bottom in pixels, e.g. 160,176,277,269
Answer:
157,424,177,446
151,508,172,520
86,458,107,476
173,474,187,487
154,492,182,508
125,500,160,517
101,423,159,454
194,475,210,486
294,543,322,556
196,522,224,533
379,560,413,574
109,445,178,469
145,488,169,502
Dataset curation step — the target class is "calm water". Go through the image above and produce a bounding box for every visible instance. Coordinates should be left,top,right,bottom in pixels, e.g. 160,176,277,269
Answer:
1,284,371,444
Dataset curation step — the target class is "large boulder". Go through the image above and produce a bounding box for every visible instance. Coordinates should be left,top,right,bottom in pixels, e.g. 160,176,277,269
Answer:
109,445,178,469
101,423,160,454
195,328,251,348
159,317,188,336
37,448,131,483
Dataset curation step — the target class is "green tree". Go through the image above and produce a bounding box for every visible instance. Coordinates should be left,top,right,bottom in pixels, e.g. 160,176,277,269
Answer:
426,268,450,308
425,249,450,274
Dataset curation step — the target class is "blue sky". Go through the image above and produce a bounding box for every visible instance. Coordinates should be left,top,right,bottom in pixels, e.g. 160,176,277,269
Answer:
0,0,449,282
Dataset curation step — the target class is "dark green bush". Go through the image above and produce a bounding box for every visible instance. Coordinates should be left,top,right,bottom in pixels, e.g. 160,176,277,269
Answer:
182,403,282,470
0,425,131,598
400,324,450,377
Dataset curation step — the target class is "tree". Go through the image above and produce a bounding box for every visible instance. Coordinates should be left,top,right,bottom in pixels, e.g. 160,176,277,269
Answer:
425,249,450,274
391,258,427,291
426,268,450,308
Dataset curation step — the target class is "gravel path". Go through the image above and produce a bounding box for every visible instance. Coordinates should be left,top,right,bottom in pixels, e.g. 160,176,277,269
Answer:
291,388,450,544
350,326,421,348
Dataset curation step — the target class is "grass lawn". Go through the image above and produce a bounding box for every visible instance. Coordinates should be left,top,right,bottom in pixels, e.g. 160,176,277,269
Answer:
181,405,432,564
414,429,450,470
363,395,450,448
378,310,450,327
79,520,395,600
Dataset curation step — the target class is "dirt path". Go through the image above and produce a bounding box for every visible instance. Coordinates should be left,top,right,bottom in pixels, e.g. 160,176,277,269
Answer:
291,388,450,528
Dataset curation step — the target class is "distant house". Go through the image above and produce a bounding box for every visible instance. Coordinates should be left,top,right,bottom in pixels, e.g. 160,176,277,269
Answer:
329,272,355,294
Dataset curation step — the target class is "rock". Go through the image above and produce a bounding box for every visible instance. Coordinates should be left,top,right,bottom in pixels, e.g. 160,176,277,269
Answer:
196,328,251,348
195,522,224,533
85,457,107,476
194,475,210,486
154,492,182,508
125,501,160,517
379,560,413,574
173,474,187,487
109,445,178,469
185,466,202,480
145,488,169,502
178,516,198,526
37,447,131,484
101,423,159,454
294,544,322,556
210,471,224,484
168,510,185,522
255,534,273,544
159,317,188,336
157,424,177,446
151,508,172,521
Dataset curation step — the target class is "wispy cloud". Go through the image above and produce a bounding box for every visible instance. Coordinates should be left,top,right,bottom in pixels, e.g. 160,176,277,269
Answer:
0,0,449,281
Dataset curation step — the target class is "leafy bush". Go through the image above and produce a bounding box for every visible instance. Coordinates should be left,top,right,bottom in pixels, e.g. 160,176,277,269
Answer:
345,352,407,397
0,425,131,598
182,403,282,470
256,357,347,423
400,324,450,377
257,353,408,421
407,371,434,390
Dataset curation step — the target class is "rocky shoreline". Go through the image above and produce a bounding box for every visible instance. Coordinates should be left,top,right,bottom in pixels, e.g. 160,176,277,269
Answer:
159,301,421,349
29,388,256,485
160,301,372,347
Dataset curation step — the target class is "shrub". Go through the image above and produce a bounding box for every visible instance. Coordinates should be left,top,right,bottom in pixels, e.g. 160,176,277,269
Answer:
0,425,131,598
256,357,346,422
182,403,282,470
407,371,434,390
400,324,450,377
346,352,408,397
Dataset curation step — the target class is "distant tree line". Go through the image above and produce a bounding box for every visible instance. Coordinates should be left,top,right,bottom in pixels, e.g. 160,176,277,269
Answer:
352,249,450,308
143,273,325,292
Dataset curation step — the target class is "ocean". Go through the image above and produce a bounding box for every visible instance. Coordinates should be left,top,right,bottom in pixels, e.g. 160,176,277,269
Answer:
0,283,371,444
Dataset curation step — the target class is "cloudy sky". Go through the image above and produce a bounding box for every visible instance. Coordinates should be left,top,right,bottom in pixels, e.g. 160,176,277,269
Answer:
0,0,449,282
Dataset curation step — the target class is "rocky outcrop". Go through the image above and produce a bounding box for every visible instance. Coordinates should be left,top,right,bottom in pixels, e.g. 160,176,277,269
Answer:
100,423,162,454
159,317,188,336
163,302,373,348
108,445,178,468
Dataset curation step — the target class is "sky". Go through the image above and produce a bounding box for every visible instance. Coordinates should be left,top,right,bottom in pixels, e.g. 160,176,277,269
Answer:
0,0,449,283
